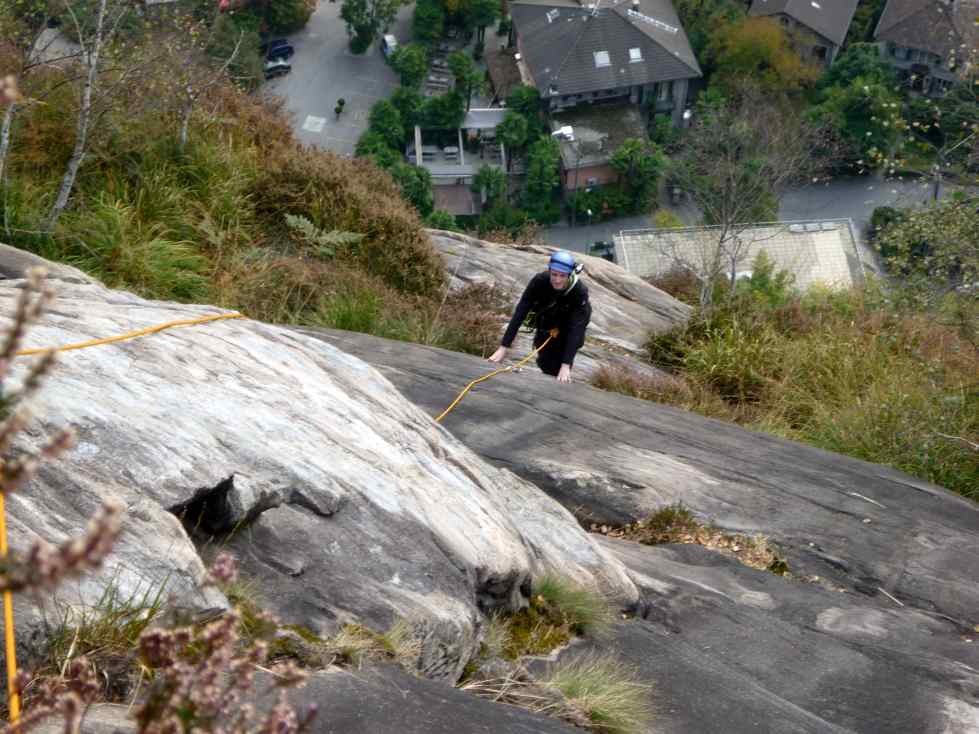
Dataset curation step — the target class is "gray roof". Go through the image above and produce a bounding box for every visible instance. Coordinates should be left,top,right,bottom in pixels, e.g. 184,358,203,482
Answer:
461,108,508,129
749,0,859,46
614,219,865,291
874,0,979,60
510,0,701,98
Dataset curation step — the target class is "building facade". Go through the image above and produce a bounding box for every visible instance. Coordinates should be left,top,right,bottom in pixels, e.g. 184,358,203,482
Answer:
749,0,859,67
874,0,979,97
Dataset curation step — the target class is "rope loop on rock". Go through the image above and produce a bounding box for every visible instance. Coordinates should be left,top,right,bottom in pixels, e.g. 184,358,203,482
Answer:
434,329,559,423
15,312,245,357
4,310,244,724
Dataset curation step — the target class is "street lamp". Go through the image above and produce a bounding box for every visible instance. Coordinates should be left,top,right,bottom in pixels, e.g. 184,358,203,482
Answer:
551,126,581,227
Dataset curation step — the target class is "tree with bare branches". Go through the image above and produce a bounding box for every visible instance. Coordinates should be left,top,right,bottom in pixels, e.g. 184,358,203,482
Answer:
662,84,837,307
43,0,134,231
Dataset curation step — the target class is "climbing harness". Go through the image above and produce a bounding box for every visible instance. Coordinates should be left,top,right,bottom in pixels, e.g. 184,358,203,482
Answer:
4,310,244,725
434,328,559,423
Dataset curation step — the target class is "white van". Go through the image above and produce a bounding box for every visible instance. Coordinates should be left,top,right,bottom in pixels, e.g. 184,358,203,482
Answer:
381,34,398,59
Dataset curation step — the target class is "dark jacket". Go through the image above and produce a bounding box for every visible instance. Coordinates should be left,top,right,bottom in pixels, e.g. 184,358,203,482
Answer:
501,272,591,366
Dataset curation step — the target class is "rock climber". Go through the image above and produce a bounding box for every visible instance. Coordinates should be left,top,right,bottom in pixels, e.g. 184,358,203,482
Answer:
488,250,592,383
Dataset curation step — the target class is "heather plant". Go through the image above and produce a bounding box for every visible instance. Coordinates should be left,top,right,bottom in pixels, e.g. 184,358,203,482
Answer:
0,272,315,732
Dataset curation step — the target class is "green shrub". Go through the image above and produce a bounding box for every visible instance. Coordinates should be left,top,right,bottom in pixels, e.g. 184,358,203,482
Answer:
425,209,458,230
250,147,445,297
265,0,314,33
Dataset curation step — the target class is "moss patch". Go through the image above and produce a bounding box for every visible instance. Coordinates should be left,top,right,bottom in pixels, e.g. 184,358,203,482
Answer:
594,503,790,576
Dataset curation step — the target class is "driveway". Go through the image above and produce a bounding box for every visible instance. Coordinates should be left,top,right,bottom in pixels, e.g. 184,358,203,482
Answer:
265,1,414,155
542,174,956,254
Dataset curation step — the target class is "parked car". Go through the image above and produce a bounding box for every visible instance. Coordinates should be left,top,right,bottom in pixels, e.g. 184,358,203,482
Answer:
264,58,292,79
381,34,398,60
588,241,615,262
260,39,294,61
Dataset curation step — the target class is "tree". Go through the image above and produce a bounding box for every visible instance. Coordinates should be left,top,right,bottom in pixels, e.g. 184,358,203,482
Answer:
412,0,444,44
265,0,315,34
392,44,428,88
341,0,401,52
158,12,247,151
496,110,528,170
664,84,835,307
447,51,482,111
816,42,896,91
810,75,903,169
899,81,978,200
876,197,978,294
673,0,745,61
876,197,978,342
505,85,542,137
708,16,820,94
390,162,434,216
422,90,465,129
522,136,561,223
368,99,406,149
466,0,500,43
391,86,424,137
355,129,401,168
0,0,83,187
45,0,137,230
609,138,666,213
471,165,506,206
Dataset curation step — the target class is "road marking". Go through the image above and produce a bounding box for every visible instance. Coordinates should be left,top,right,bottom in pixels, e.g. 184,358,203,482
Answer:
302,115,327,133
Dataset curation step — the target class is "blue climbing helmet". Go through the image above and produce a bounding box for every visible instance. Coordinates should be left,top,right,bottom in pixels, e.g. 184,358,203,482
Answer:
548,250,576,274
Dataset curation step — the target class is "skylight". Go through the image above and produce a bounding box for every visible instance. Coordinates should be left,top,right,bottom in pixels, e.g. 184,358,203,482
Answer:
546,8,560,22
811,1,821,7
594,50,611,67
629,47,642,62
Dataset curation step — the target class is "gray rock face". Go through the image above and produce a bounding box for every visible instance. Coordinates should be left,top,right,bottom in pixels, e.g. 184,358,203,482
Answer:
427,230,690,377
307,329,979,731
35,664,583,734
539,539,979,734
0,269,635,678
282,665,582,734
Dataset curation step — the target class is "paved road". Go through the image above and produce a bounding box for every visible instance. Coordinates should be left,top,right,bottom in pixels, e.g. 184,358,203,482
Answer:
542,174,948,254
265,1,413,155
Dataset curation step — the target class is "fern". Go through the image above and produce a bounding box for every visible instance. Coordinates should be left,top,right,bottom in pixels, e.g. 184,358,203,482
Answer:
285,213,363,259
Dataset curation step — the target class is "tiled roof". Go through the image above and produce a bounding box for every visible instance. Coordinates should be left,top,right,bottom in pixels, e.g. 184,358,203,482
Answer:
510,0,701,98
749,0,860,46
874,0,979,60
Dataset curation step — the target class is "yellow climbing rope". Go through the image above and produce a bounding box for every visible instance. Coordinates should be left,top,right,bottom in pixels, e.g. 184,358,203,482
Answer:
4,310,244,725
434,329,558,423
0,491,18,723
15,312,244,357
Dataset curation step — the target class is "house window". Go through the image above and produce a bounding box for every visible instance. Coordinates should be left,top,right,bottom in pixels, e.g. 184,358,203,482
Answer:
586,177,598,187
593,50,611,68
628,47,642,63
780,16,789,26
812,46,827,60
657,81,672,101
